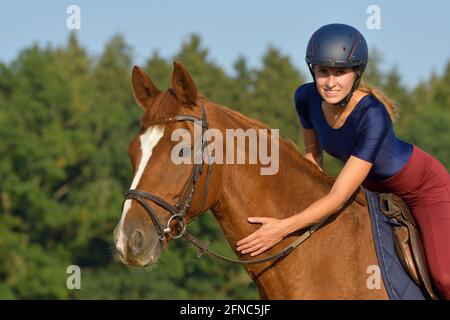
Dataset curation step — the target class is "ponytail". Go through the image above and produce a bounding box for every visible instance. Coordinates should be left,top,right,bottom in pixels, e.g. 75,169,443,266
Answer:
358,79,400,122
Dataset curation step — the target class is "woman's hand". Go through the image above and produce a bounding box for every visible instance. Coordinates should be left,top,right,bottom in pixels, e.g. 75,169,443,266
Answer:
236,217,290,257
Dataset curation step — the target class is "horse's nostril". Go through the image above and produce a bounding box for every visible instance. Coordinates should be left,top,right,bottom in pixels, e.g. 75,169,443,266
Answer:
129,230,145,256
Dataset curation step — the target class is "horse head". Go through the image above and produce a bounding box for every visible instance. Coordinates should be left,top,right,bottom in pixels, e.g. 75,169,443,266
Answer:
113,62,218,266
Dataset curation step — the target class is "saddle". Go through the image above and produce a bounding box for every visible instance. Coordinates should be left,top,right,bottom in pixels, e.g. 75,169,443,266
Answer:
377,193,440,300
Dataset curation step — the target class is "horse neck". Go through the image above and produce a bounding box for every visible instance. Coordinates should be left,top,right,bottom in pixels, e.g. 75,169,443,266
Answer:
205,102,335,244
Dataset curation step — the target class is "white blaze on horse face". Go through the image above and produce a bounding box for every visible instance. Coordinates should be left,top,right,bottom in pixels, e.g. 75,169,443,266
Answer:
116,125,165,254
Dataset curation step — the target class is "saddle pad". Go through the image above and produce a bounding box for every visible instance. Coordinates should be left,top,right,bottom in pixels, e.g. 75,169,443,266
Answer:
363,188,426,300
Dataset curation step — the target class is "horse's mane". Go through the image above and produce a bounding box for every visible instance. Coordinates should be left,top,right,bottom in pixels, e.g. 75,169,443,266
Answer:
205,98,337,189
214,101,368,207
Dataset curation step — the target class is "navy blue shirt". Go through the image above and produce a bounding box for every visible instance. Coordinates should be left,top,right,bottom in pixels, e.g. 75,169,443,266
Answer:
294,82,413,182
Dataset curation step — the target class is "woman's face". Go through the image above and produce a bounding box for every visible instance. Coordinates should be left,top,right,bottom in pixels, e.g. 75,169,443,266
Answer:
313,65,356,105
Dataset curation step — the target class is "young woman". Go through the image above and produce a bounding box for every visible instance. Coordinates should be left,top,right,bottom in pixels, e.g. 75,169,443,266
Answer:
236,23,450,299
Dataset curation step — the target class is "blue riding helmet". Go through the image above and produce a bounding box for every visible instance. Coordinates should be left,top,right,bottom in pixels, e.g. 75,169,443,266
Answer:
305,23,369,109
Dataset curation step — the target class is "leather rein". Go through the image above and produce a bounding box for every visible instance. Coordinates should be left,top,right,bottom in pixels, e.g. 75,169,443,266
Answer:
123,104,328,265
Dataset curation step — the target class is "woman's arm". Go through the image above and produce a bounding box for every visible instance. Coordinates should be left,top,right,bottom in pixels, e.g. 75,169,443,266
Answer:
283,155,373,234
236,155,373,256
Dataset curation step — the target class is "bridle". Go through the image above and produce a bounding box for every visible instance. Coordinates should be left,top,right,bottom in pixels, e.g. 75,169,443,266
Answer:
122,103,329,265
123,104,212,242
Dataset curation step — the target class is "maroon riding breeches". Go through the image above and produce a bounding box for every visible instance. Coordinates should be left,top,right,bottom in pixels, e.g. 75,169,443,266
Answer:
363,145,450,299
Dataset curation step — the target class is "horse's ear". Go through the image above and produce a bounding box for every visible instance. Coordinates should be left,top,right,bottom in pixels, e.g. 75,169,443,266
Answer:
131,66,160,110
171,61,198,107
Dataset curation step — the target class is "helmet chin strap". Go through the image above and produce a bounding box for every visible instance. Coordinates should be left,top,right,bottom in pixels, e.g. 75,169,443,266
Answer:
334,86,354,110
333,72,362,110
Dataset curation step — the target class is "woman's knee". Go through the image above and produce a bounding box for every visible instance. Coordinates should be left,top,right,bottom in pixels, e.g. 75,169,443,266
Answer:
433,270,450,299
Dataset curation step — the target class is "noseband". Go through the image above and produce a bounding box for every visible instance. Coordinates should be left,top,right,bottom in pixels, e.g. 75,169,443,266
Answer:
123,104,212,242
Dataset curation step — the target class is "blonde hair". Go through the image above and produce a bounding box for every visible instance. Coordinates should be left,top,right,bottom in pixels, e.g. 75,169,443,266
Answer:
358,79,400,122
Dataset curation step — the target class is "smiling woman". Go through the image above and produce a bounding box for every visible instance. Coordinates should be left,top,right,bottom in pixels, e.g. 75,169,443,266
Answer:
314,66,363,129
236,23,450,299
315,67,354,101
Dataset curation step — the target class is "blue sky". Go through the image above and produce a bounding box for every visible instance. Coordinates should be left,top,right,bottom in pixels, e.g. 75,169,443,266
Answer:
1,0,449,88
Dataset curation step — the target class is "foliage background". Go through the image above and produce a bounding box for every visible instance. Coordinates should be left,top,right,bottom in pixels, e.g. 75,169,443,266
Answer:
0,33,448,299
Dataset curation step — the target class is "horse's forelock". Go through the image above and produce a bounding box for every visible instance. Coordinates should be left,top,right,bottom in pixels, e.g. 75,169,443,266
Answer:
140,90,182,128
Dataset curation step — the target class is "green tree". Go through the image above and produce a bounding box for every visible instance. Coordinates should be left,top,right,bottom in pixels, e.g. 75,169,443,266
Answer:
403,61,450,167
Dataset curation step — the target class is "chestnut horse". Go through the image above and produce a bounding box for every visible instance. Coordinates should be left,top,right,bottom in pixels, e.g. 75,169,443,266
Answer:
113,61,389,299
